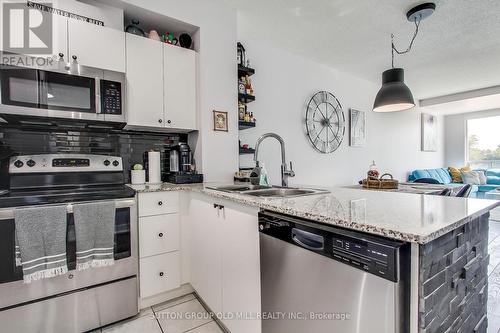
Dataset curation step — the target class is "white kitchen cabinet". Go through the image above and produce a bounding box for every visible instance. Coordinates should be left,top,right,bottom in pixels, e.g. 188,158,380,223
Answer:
125,34,164,128
139,214,180,258
140,252,180,299
137,191,182,302
189,198,223,314
163,45,197,130
0,8,67,59
221,206,261,333
68,20,125,72
125,35,197,131
52,14,68,61
138,192,179,217
189,195,261,332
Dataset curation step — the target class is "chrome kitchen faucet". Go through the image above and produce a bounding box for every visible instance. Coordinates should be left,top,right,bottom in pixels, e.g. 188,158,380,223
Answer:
252,133,295,187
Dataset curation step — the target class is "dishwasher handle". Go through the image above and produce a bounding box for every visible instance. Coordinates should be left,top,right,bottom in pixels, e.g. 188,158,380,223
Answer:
292,228,324,251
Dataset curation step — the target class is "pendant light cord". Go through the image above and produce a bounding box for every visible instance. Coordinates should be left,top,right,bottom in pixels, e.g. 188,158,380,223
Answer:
391,19,421,68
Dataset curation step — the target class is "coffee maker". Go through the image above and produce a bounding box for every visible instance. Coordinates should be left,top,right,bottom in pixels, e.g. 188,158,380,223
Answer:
167,143,203,184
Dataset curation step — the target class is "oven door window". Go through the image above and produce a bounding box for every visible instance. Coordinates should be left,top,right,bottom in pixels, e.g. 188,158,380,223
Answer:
40,71,96,113
0,208,131,284
0,67,40,109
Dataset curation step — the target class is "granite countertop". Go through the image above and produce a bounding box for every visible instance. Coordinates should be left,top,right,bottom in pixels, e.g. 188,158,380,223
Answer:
128,182,500,244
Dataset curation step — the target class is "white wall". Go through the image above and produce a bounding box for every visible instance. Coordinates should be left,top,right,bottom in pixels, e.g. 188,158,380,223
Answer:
238,37,445,186
444,109,500,167
120,0,239,182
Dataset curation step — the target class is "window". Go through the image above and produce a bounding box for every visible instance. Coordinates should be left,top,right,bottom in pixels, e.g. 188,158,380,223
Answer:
467,115,500,169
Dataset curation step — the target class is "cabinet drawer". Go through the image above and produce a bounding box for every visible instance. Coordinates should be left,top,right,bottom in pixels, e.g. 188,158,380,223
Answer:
138,192,179,217
139,214,180,258
140,252,180,298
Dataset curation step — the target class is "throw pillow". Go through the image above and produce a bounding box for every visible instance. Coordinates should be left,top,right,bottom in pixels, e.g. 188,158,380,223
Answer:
461,171,480,185
449,166,472,183
477,170,487,185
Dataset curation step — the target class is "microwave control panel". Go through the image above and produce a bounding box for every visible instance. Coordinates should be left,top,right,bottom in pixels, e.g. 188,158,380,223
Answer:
101,80,122,115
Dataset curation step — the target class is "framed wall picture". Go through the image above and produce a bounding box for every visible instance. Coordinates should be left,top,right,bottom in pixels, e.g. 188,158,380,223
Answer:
213,110,228,132
349,109,366,147
421,113,437,151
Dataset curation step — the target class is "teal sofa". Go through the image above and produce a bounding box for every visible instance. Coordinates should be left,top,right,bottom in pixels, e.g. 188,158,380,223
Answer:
408,168,500,198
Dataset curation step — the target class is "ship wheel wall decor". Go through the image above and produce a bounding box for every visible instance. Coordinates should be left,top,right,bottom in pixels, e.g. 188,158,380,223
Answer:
305,91,345,154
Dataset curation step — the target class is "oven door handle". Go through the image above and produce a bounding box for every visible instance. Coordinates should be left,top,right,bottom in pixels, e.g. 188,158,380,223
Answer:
0,199,136,220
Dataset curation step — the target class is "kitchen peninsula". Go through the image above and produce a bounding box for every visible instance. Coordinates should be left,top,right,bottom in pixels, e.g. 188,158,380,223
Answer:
130,182,499,333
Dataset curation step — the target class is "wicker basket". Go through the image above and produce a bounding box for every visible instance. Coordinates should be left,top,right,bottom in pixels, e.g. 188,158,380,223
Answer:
362,173,399,190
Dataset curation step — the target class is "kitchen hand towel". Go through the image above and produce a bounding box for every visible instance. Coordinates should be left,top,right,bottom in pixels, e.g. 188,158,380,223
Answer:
14,205,68,284
73,201,115,271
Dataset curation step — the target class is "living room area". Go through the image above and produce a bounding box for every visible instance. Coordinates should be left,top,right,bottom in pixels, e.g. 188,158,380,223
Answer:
407,97,500,202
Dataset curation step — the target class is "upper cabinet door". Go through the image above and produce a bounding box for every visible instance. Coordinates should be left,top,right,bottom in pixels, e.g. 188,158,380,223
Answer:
163,45,197,131
125,34,164,128
68,20,125,73
52,15,68,61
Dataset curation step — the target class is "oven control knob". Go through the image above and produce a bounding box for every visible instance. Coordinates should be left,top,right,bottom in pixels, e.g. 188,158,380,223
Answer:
26,160,36,167
112,160,119,167
14,160,24,168
103,160,111,166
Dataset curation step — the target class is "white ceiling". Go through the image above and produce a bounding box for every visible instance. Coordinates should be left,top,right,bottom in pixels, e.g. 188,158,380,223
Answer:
224,0,500,101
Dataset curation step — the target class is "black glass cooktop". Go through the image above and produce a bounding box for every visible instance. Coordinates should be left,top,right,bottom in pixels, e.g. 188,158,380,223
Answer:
0,185,135,208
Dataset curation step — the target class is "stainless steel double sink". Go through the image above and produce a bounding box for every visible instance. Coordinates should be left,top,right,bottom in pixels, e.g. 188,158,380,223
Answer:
206,185,330,198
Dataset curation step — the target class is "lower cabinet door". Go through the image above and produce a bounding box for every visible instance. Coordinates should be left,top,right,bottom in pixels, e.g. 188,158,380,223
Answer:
140,252,180,298
189,197,223,314
221,205,262,333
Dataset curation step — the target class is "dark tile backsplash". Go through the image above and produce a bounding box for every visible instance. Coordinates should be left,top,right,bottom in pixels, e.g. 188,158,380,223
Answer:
0,125,188,184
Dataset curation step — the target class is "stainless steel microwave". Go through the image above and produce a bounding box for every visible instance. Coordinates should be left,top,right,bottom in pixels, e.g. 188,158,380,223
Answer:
0,61,125,125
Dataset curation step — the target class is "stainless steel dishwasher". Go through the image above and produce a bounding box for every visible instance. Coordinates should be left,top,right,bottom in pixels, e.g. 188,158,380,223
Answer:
259,210,410,333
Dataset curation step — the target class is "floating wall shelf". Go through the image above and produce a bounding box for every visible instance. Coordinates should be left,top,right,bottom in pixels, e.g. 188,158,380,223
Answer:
238,121,256,130
239,147,256,155
238,93,255,103
238,65,255,77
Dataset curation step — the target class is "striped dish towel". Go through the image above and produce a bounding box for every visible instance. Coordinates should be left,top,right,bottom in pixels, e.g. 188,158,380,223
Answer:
14,205,68,284
73,201,116,270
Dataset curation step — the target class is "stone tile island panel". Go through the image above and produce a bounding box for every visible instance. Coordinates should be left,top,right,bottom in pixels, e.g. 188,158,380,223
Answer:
419,213,490,333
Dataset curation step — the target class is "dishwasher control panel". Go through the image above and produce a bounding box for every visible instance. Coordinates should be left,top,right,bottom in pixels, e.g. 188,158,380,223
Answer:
259,210,406,282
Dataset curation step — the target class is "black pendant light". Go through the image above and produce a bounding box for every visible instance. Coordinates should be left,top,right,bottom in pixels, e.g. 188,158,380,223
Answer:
373,3,436,113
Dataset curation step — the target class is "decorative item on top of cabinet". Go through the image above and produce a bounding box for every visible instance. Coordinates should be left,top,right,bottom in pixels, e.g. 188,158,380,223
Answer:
305,91,345,154
126,20,145,37
162,32,178,45
148,30,162,41
349,108,366,147
179,33,192,49
213,111,228,132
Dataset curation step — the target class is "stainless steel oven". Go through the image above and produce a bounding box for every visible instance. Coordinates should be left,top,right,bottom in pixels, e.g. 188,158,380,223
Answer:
0,60,125,124
0,154,138,332
0,199,138,332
